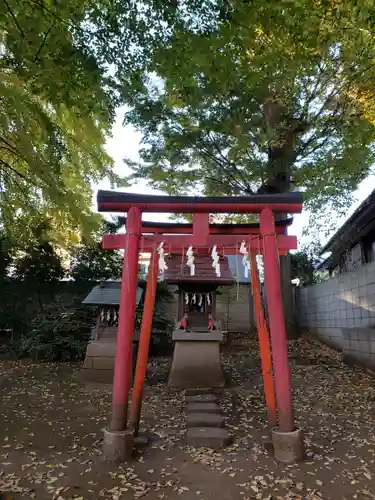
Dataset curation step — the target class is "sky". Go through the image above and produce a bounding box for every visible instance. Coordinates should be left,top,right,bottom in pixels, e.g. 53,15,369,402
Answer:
96,107,375,247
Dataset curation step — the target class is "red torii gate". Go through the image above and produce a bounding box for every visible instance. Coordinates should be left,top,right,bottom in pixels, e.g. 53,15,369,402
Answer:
97,190,304,463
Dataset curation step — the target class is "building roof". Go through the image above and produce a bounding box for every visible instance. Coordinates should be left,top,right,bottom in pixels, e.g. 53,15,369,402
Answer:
319,188,375,269
164,255,234,285
82,281,143,306
83,256,250,306
162,254,250,285
227,255,251,284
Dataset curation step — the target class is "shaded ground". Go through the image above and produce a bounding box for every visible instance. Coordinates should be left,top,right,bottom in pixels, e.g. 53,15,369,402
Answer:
1,334,375,499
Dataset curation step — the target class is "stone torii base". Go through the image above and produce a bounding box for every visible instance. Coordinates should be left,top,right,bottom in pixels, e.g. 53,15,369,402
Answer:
168,330,225,389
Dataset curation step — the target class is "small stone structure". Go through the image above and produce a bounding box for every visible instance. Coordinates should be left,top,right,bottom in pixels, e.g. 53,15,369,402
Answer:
165,254,234,389
168,330,224,388
81,281,143,383
185,392,231,449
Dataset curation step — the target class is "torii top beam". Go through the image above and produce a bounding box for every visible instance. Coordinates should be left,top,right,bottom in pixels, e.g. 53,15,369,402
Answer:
97,191,303,214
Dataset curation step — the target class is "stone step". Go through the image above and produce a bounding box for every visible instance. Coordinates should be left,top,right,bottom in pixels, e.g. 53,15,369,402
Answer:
186,393,217,403
187,412,224,428
187,427,232,450
185,388,213,396
187,402,220,414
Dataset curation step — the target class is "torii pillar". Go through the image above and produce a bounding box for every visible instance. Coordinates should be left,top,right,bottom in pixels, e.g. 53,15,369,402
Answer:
102,206,142,461
260,207,304,463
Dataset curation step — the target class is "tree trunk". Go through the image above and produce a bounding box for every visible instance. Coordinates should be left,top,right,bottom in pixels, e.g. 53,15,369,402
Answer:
279,254,299,340
259,95,305,339
248,283,257,333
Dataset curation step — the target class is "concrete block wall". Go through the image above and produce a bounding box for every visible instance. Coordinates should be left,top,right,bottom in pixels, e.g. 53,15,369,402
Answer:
297,261,375,368
216,285,255,333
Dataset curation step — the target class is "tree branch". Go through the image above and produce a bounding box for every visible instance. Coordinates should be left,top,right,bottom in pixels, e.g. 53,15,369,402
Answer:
4,0,26,39
205,132,253,192
199,147,251,193
34,21,55,62
0,164,31,199
0,158,38,186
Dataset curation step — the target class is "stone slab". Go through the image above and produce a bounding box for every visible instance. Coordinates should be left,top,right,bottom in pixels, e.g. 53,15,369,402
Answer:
187,412,224,428
186,394,217,403
187,402,220,414
92,357,116,370
85,340,117,358
185,388,213,396
172,330,223,341
133,434,149,447
168,341,225,389
187,427,231,450
82,343,138,384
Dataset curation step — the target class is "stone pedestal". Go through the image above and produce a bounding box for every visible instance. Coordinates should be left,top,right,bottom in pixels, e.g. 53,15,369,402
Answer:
81,340,139,384
272,427,304,464
168,330,225,389
102,427,134,462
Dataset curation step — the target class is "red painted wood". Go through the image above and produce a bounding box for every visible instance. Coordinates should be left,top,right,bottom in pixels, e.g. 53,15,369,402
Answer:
260,208,294,433
130,250,158,434
192,213,210,245
110,206,142,432
103,233,297,252
141,225,287,235
250,250,277,428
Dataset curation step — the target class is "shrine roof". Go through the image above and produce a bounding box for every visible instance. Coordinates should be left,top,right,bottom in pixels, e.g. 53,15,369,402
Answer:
164,254,235,285
82,281,143,306
97,190,303,214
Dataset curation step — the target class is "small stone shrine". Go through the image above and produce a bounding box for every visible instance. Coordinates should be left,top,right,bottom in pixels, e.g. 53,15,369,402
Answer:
81,281,143,383
164,254,234,388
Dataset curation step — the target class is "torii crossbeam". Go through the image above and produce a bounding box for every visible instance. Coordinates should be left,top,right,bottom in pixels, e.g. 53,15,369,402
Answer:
97,190,304,464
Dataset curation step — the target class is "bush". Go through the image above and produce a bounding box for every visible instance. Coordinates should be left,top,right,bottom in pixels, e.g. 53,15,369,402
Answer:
134,306,174,355
8,301,95,361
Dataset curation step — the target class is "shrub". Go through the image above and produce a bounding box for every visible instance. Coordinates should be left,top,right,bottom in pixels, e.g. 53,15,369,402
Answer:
8,301,95,361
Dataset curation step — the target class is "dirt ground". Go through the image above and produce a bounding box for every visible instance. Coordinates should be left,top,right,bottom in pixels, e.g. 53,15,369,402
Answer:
1,334,375,500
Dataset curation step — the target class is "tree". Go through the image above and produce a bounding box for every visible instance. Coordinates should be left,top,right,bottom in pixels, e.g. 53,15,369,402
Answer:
0,232,13,282
13,222,65,310
101,0,375,336
0,0,126,244
70,218,123,283
291,242,327,286
120,0,375,228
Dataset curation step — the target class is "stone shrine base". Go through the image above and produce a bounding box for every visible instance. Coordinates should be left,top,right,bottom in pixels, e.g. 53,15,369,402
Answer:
81,339,138,384
168,330,225,389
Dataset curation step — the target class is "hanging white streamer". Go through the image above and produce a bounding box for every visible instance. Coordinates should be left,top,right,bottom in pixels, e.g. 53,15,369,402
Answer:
239,240,251,279
207,293,211,306
185,293,189,305
186,245,195,276
198,294,203,307
157,242,168,279
192,293,196,304
211,245,221,277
